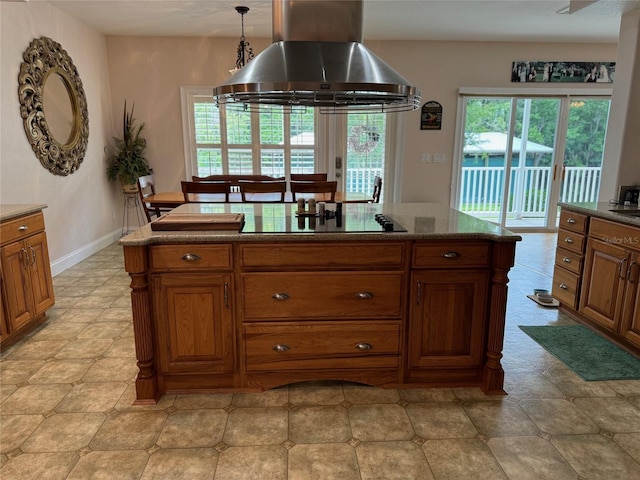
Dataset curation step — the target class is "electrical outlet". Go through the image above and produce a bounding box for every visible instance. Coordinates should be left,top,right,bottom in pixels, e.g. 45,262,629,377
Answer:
434,153,446,163
420,153,432,163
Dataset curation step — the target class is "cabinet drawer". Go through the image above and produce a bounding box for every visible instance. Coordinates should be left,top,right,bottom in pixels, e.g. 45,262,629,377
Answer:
557,229,585,254
244,321,400,371
589,218,640,253
242,272,403,319
552,265,580,309
239,243,405,269
559,210,588,234
413,242,490,268
150,245,233,271
555,247,583,275
0,212,45,246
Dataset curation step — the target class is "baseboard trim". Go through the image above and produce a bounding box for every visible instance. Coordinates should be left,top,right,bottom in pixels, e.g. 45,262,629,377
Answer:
50,229,121,276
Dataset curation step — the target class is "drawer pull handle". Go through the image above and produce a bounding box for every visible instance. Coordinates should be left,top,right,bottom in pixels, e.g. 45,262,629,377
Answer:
181,253,201,262
559,283,568,290
272,344,290,352
566,217,577,224
562,257,571,263
442,251,460,259
272,293,290,301
18,225,28,231
619,258,628,280
628,261,637,283
21,247,29,269
356,292,373,299
356,343,373,350
564,237,574,244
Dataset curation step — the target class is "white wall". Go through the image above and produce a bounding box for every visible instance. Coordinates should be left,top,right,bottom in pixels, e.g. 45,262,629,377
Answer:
1,2,118,274
104,36,618,202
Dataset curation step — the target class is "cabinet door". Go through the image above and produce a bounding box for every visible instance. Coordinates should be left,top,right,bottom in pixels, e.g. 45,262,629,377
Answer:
152,273,234,374
621,253,640,348
408,269,488,368
26,232,55,316
1,241,33,331
579,238,628,332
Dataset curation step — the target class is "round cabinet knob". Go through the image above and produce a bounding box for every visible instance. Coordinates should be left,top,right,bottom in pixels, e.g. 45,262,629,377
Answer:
559,283,568,290
272,293,290,301
564,237,574,244
567,217,577,224
563,257,571,263
355,343,373,350
356,292,373,299
272,344,290,352
181,253,201,262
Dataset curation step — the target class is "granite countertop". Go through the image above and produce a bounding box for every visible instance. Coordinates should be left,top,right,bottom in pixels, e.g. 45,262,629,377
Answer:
0,204,47,222
119,203,522,246
559,202,640,228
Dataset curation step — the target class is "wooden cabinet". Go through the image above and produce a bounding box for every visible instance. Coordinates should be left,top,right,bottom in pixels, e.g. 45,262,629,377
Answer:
552,210,588,309
407,242,490,383
0,211,54,346
578,218,640,348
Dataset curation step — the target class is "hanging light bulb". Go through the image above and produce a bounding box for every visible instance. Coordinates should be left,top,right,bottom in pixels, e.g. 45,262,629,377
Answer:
229,6,254,75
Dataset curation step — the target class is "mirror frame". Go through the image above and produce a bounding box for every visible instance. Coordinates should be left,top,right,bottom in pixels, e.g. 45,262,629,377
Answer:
18,37,89,176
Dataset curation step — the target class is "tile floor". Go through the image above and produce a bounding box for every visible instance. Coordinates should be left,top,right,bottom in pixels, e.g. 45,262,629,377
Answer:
2,233,640,479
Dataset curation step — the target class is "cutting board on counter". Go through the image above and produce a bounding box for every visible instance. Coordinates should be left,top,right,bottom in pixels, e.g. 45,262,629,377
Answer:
151,213,245,231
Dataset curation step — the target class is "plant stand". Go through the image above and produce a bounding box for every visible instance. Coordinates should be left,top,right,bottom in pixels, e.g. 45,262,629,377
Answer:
121,191,145,236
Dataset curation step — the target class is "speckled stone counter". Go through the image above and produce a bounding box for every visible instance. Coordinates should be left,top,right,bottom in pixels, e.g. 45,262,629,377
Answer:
120,202,520,403
559,201,640,228
119,202,521,245
0,204,47,222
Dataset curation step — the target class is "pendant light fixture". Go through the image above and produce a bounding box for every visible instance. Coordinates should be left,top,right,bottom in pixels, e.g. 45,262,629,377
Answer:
229,6,254,75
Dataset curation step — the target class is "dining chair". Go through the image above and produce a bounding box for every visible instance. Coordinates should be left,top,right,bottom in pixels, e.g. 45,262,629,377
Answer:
137,174,171,222
370,176,382,203
290,180,338,202
181,180,231,203
238,180,287,202
290,173,328,181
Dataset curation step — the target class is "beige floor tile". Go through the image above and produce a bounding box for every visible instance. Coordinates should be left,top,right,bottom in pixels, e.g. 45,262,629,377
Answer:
573,397,640,432
463,400,539,437
349,403,415,441
55,308,104,323
55,382,128,413
5,340,68,360
503,370,564,399
605,380,640,397
289,405,351,443
54,338,113,359
343,383,400,404
406,403,478,439
288,443,359,480
1,384,72,414
21,413,105,452
0,452,78,480
614,433,640,459
232,389,288,408
357,441,434,480
156,409,227,448
398,387,457,403
75,322,129,339
0,414,44,454
29,323,87,341
543,365,618,398
28,359,94,384
552,434,640,479
101,337,137,358
90,411,167,450
71,296,120,309
423,438,507,480
214,445,287,480
55,285,98,297
0,384,17,402
488,436,578,480
95,307,133,322
81,357,138,382
141,448,217,480
115,385,176,411
67,450,149,480
174,393,233,410
519,398,600,435
223,407,288,446
289,380,345,405
0,360,46,384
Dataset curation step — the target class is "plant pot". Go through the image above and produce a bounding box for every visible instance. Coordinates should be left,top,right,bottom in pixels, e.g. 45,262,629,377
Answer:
122,182,138,194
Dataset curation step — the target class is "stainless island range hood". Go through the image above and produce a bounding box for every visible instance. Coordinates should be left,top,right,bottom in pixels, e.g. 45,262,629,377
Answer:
213,0,421,113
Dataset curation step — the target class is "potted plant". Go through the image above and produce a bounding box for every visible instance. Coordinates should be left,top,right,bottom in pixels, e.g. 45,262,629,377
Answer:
105,101,152,191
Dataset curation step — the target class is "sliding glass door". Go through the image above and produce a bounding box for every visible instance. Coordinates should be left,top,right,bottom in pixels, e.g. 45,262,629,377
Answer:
455,95,609,230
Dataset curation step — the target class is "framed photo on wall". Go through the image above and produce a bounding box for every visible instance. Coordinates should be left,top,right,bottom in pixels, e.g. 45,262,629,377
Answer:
511,61,615,83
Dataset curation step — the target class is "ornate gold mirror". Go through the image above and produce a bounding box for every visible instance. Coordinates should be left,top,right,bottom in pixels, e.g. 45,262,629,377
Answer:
18,37,89,176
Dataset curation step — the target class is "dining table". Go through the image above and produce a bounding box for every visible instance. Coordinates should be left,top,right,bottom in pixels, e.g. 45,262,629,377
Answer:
146,191,371,209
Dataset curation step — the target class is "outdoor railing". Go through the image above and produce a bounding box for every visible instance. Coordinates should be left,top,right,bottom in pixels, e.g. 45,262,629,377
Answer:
460,166,601,217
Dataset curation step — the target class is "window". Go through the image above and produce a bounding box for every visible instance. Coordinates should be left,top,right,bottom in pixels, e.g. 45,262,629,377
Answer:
182,87,317,179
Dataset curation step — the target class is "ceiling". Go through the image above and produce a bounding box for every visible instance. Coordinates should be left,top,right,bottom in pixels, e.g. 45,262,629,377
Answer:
45,0,640,44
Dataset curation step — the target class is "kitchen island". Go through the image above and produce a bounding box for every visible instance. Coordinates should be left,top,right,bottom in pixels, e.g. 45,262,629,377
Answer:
120,203,520,403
